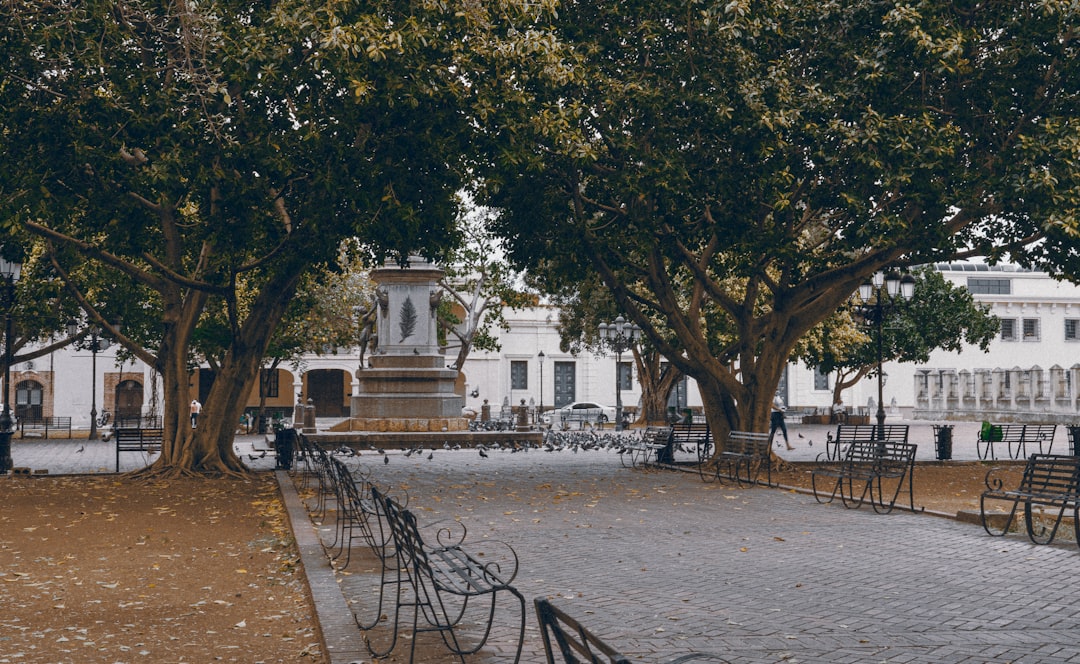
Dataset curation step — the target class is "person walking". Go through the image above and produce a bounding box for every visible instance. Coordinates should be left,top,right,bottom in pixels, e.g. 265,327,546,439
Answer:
190,399,202,429
770,393,793,450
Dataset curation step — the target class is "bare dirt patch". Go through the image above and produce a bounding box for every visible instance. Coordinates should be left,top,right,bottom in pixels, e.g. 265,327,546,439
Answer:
771,459,1026,516
0,474,323,663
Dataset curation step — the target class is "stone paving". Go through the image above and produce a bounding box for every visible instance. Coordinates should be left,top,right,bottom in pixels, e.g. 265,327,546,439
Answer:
311,442,1080,664
12,421,1080,663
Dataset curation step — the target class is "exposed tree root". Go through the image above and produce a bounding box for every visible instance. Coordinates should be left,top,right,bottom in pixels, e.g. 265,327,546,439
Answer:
125,462,253,481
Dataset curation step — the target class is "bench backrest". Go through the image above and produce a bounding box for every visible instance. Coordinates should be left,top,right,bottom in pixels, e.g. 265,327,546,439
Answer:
979,423,1025,442
833,424,909,443
373,486,435,582
1018,454,1080,495
535,598,632,664
642,426,672,445
727,431,770,456
670,422,711,444
842,440,917,472
21,416,72,428
115,427,163,447
1025,424,1057,444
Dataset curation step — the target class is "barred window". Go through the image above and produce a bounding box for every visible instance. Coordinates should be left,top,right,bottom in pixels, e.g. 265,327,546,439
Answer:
1066,319,1079,341
999,318,1017,342
1022,318,1040,342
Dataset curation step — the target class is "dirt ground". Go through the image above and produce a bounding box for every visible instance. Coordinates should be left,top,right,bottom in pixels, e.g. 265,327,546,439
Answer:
0,460,1023,664
0,474,322,664
771,459,1025,517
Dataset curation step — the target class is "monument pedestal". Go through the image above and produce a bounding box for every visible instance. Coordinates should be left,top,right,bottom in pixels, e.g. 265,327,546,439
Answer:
350,355,467,431
342,255,466,433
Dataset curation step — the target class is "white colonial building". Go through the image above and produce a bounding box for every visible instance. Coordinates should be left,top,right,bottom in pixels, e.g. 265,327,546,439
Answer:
9,263,1080,434
784,263,1080,423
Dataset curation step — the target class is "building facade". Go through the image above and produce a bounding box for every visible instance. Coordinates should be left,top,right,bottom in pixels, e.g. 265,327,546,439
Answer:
10,264,1080,433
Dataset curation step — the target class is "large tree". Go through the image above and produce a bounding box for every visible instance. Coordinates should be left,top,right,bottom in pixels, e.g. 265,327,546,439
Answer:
484,0,1080,444
1,0,569,475
797,268,1000,406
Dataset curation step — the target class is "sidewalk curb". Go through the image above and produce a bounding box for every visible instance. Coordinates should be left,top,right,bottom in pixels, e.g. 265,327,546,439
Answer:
276,470,366,664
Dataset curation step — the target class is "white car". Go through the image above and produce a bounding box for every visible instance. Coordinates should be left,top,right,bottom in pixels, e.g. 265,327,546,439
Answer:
544,402,618,425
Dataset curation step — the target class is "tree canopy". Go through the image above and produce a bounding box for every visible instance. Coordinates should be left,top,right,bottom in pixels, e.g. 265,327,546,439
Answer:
484,0,1080,440
1,0,570,475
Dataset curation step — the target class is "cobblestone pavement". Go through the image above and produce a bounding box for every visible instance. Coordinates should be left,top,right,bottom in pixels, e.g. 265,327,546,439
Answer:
308,435,1080,664
14,421,1080,663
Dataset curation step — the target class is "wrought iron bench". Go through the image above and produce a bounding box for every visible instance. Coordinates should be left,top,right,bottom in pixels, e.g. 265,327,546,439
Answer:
662,422,712,465
824,424,909,461
114,426,162,471
701,430,772,486
620,426,672,468
811,440,920,514
19,416,73,439
326,456,382,568
368,487,525,663
977,423,1057,460
534,597,729,664
980,454,1080,547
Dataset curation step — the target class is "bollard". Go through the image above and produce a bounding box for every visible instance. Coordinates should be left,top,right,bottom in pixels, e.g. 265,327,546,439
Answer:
515,399,529,432
303,398,316,434
293,398,304,429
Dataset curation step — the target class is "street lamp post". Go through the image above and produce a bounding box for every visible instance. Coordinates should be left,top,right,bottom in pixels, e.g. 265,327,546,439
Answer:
852,270,915,432
0,252,23,474
598,316,642,431
66,319,117,441
537,350,545,422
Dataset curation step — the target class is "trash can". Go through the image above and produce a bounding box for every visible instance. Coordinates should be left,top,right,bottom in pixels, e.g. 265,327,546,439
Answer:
1069,426,1080,456
933,425,954,461
274,427,296,470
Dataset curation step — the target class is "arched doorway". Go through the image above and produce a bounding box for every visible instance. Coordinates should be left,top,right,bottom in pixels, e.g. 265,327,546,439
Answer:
307,369,347,418
15,380,43,422
115,380,143,421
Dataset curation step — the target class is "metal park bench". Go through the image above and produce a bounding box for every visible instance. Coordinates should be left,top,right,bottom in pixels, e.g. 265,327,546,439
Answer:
369,487,526,663
824,424,909,461
811,440,920,514
663,422,713,465
980,454,1080,547
620,426,672,468
19,416,73,439
114,426,162,471
700,430,773,486
977,423,1057,461
534,597,729,664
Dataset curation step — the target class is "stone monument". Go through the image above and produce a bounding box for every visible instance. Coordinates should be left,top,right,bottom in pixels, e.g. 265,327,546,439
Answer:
347,255,467,432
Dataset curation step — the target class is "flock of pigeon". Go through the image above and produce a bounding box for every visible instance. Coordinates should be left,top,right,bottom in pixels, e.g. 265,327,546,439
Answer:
325,428,662,465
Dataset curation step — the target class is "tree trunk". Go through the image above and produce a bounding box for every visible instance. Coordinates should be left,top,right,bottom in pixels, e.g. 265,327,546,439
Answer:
191,266,303,475
635,350,683,424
